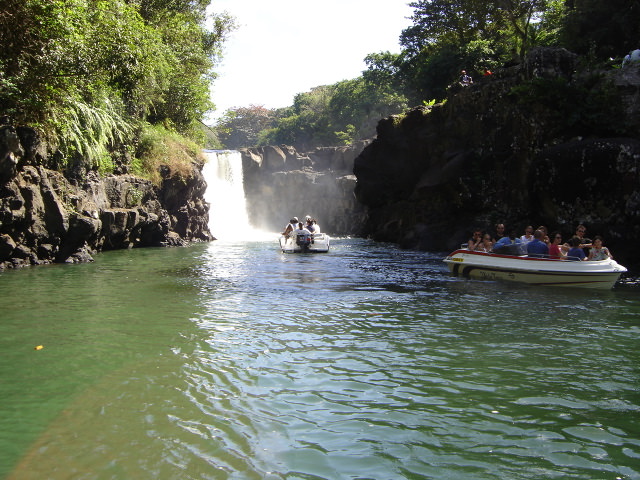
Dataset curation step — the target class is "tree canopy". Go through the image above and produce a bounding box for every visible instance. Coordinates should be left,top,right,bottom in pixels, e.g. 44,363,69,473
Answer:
215,64,409,151
0,0,234,173
5,0,638,158
215,0,640,150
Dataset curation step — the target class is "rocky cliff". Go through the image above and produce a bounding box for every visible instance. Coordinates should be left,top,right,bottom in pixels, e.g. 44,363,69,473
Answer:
0,127,212,269
240,143,368,235
354,48,640,269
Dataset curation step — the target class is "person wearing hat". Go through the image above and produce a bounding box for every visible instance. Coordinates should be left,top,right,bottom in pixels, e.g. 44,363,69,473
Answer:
282,217,298,238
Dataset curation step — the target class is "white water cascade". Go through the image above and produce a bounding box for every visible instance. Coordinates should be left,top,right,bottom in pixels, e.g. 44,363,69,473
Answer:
202,150,251,241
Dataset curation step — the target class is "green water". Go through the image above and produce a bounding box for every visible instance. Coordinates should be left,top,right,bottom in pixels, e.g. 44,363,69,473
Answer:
0,239,639,479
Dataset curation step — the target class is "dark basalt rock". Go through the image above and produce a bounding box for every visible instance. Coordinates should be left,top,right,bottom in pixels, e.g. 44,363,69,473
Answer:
0,127,213,269
353,47,640,270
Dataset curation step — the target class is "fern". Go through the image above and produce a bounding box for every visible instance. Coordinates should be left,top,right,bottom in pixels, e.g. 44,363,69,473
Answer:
51,94,133,169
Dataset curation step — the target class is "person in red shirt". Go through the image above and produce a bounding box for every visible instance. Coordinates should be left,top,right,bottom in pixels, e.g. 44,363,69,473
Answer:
548,232,567,259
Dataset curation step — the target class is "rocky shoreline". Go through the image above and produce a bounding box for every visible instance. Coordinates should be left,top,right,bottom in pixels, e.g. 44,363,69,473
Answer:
353,48,640,270
0,126,212,269
3,47,639,272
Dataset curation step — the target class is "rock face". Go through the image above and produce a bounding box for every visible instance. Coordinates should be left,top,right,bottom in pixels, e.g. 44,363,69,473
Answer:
354,48,640,269
0,127,212,269
240,144,368,235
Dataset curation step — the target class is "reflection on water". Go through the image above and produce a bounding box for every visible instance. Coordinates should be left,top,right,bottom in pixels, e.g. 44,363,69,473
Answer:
0,238,639,479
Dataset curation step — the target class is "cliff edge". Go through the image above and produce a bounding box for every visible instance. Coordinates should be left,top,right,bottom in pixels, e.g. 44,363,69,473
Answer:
354,48,640,269
0,127,212,269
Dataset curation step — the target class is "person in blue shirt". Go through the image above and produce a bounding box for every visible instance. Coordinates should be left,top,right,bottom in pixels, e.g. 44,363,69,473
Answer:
526,229,549,257
492,229,523,255
566,236,587,261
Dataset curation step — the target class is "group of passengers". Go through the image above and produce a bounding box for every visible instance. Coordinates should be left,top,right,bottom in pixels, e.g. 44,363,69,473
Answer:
282,216,321,238
467,223,613,261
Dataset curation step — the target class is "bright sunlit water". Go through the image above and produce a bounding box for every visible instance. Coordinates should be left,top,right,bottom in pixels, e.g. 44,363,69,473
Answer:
1,238,639,480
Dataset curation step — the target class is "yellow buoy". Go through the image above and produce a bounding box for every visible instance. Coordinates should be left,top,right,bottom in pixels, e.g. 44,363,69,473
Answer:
34,345,44,350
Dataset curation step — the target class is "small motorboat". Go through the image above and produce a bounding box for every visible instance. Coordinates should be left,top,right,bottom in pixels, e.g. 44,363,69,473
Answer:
279,232,330,253
443,249,627,289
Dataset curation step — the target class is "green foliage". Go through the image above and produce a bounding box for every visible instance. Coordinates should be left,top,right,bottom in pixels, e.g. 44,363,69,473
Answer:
560,0,640,59
214,105,276,148
397,0,572,103
126,186,144,207
334,125,356,145
49,92,132,171
0,0,234,173
134,123,205,184
509,75,629,136
212,50,409,150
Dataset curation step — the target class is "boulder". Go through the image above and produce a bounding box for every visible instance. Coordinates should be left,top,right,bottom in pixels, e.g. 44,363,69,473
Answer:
0,234,16,258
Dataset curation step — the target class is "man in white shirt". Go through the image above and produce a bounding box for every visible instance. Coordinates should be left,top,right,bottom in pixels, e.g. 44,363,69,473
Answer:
293,222,311,248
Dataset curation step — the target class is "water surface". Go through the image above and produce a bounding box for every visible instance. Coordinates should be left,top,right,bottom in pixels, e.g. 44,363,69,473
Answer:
0,238,639,479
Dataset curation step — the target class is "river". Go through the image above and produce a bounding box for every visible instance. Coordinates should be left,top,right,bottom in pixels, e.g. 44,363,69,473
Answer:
1,150,640,479
0,237,639,480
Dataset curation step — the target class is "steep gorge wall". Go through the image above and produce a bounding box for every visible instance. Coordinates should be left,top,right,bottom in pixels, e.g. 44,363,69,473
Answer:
354,48,640,269
240,143,368,235
0,127,212,269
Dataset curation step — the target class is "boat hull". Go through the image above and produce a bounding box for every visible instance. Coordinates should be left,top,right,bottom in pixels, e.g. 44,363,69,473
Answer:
279,233,330,253
443,250,627,289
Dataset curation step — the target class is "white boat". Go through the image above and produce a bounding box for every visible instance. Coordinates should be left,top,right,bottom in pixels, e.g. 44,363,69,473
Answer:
443,249,627,289
279,233,331,253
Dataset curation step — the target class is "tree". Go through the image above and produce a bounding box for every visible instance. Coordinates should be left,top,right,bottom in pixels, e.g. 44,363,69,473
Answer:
397,0,570,104
0,0,235,169
560,0,640,59
401,0,496,54
215,105,276,148
401,0,560,62
496,0,557,59
329,76,407,141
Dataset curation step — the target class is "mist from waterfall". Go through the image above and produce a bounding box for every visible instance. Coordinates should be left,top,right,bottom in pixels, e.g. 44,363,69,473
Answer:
202,150,252,241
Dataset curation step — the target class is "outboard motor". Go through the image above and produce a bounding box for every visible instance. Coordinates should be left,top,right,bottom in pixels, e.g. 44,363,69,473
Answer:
296,233,311,251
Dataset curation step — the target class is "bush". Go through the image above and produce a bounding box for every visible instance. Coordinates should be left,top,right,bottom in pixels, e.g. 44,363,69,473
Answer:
134,124,205,185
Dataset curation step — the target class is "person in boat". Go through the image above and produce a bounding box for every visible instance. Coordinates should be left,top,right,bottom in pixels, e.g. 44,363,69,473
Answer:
566,236,587,261
306,215,321,233
467,228,483,250
492,230,522,255
305,216,316,233
282,217,298,238
537,225,550,244
548,231,567,259
587,236,613,261
573,224,592,253
520,226,534,245
491,223,506,243
475,233,493,252
526,229,549,257
293,222,312,247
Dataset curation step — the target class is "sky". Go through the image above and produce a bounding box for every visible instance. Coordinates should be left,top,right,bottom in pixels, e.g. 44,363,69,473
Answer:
206,0,414,121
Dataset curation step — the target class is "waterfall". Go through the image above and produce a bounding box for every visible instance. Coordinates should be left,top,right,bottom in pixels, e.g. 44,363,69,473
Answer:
202,150,251,241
